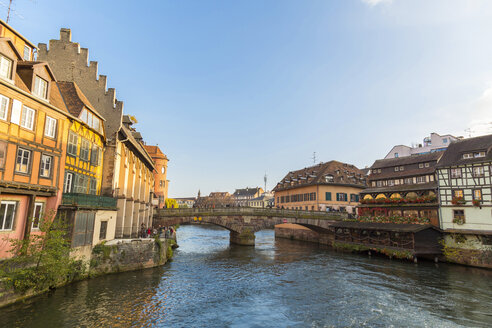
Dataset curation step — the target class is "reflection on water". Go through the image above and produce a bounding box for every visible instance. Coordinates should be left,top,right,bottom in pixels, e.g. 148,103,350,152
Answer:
2,224,492,327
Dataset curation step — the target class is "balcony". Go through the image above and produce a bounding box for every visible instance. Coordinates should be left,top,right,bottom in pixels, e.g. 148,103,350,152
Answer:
62,193,117,210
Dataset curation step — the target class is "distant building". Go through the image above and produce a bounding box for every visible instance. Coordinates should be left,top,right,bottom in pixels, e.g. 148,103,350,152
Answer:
248,194,274,208
273,161,367,213
144,145,169,209
232,187,264,207
385,132,460,159
359,152,443,226
175,197,195,208
436,134,492,231
195,191,233,208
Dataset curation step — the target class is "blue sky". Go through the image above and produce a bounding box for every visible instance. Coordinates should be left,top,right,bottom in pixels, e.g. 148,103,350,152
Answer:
5,0,492,197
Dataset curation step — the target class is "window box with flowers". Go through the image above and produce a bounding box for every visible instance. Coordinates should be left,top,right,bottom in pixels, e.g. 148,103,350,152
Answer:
451,197,466,205
472,199,482,207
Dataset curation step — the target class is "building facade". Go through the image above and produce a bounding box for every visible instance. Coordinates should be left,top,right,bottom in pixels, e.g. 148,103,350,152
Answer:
175,197,195,208
436,134,492,230
358,152,442,226
0,27,72,258
385,132,460,159
144,145,169,209
38,29,155,238
232,187,264,206
273,161,367,213
55,81,117,252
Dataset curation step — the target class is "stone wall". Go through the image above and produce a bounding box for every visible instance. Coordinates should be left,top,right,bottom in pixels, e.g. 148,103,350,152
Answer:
442,233,492,269
89,238,172,276
275,224,321,244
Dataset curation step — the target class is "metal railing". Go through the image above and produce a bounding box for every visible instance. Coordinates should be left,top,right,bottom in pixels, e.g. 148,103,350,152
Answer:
62,193,118,209
155,207,348,220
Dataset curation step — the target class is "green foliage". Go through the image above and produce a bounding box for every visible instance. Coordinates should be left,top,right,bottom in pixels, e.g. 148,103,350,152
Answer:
166,245,173,260
0,210,85,293
165,198,179,209
92,242,114,260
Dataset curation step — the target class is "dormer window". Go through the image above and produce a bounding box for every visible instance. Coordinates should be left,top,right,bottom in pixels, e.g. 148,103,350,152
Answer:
325,175,334,183
474,152,486,158
33,76,48,99
23,45,31,61
0,55,12,80
463,153,473,159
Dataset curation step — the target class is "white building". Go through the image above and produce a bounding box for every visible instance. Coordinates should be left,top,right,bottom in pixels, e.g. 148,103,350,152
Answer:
385,133,460,159
436,134,492,231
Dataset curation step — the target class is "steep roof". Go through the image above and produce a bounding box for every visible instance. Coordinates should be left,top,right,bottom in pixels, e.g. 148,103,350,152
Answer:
56,81,104,120
371,152,443,170
437,134,492,167
233,187,261,197
143,145,169,160
273,160,367,192
16,61,57,81
120,125,155,170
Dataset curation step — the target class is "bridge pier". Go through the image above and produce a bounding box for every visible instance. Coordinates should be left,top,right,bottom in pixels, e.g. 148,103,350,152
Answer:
230,229,255,246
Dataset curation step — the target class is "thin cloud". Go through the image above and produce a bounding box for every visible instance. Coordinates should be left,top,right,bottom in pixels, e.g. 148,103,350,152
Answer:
361,0,393,6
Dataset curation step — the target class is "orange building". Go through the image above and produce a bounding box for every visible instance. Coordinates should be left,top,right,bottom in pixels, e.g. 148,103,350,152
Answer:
143,145,169,209
0,23,72,258
273,161,367,213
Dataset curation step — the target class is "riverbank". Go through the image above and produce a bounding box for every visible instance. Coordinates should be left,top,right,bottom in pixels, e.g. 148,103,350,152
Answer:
275,223,492,268
0,237,176,308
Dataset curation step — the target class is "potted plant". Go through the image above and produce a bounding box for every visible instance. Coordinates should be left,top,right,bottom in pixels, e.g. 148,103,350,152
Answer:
472,199,481,207
451,197,466,205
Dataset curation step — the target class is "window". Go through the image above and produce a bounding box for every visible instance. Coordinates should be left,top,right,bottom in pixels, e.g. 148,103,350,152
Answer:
325,192,332,201
40,154,52,178
451,168,462,178
475,152,486,158
400,166,404,171
0,201,16,230
473,189,482,200
350,194,359,202
416,176,427,184
161,167,165,174
80,139,90,161
453,210,465,222
463,153,473,159
473,166,484,177
325,175,334,182
20,106,35,130
336,193,347,202
33,76,48,99
89,178,97,195
0,94,9,120
32,202,43,230
15,148,31,173
394,153,399,158
74,174,89,194
453,190,464,198
90,145,101,166
67,132,78,156
80,108,88,123
394,167,399,172
443,138,448,144
23,45,31,60
387,180,395,186
0,140,6,169
419,163,424,168
0,55,12,79
44,116,57,138
99,221,108,240
404,177,413,185
64,172,73,193
425,163,429,168
376,180,382,187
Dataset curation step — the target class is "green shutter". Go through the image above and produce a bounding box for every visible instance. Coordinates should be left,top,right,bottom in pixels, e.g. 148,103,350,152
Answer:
325,192,331,201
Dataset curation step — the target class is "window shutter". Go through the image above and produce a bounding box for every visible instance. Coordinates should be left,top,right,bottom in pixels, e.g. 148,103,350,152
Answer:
10,99,21,125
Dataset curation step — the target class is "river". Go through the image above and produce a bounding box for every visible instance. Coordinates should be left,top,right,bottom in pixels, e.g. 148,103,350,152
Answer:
1,224,492,327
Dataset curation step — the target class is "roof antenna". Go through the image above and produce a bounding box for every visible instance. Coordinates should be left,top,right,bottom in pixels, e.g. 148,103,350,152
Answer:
6,0,12,23
312,152,317,164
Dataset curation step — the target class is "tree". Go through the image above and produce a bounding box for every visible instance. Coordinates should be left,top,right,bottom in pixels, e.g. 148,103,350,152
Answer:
0,211,84,293
165,198,178,209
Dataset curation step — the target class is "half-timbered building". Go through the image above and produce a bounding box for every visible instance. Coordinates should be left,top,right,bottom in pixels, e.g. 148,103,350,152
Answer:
436,134,492,231
358,152,443,226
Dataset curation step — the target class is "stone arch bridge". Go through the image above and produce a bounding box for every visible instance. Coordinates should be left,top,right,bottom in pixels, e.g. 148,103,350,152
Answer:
154,207,347,245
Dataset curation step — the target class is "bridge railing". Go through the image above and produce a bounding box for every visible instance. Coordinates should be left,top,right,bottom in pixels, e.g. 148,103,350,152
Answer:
155,207,348,220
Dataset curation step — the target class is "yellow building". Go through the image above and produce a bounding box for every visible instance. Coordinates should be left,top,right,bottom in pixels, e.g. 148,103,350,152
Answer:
56,81,117,253
273,161,367,213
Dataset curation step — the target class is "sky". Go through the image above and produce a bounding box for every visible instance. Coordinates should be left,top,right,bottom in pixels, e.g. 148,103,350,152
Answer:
4,0,492,197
